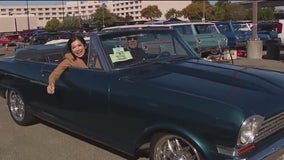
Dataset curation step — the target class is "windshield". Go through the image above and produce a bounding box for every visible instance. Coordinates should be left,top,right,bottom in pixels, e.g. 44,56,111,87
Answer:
194,24,219,34
233,23,251,31
99,29,198,69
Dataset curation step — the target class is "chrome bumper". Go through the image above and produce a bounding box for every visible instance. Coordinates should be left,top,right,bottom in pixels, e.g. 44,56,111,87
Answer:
249,137,284,160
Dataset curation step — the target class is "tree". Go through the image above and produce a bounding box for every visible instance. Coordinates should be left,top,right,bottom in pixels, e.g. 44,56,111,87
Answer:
215,0,230,8
165,8,182,20
224,3,248,20
62,15,81,31
141,5,162,21
258,7,275,20
91,6,116,28
45,18,63,31
182,1,215,21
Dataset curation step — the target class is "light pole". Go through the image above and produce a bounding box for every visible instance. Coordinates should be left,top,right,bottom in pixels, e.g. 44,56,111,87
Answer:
202,0,205,22
247,1,262,59
9,12,18,33
26,0,30,31
62,0,64,19
102,2,106,28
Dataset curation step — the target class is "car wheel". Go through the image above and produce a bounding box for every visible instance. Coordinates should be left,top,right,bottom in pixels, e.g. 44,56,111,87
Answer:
7,90,36,126
150,134,204,160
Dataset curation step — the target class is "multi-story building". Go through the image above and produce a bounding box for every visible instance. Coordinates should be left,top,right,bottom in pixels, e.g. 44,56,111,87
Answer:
107,1,190,21
0,0,191,32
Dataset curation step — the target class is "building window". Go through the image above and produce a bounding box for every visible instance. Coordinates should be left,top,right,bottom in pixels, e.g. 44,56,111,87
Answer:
38,8,43,11
39,17,43,20
46,17,50,20
1,9,6,11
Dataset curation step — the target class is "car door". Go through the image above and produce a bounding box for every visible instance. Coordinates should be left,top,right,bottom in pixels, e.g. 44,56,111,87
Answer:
39,65,111,140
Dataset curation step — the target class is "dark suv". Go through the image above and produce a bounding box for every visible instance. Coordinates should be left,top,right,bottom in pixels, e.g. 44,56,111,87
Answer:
29,31,73,45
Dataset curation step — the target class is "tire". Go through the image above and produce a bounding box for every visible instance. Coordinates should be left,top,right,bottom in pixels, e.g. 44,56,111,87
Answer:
150,133,204,160
7,90,36,126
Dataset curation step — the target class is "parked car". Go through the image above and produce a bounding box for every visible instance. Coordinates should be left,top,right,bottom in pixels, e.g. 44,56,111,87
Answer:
29,31,73,45
277,19,284,46
0,34,24,46
257,21,280,42
102,22,228,58
163,22,228,57
214,21,252,49
0,28,283,160
215,20,280,48
246,21,281,47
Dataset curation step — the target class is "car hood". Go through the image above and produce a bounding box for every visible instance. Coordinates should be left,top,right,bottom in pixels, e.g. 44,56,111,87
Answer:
126,59,284,117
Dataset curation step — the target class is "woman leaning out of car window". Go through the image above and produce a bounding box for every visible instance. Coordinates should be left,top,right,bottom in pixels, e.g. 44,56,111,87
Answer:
47,36,88,94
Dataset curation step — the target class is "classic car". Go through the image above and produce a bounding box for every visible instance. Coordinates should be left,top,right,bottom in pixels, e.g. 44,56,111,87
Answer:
0,28,283,160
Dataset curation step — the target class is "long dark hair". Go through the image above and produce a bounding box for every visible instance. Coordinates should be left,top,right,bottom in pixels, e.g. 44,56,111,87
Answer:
66,35,88,64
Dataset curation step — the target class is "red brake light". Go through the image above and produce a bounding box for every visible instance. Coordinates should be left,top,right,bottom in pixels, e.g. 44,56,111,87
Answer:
277,22,282,33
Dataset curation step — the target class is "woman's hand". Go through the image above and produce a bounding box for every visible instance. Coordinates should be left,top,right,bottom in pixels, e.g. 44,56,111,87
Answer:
47,83,55,94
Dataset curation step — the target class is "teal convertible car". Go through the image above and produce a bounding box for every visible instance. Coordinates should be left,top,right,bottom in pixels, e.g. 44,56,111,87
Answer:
0,28,283,160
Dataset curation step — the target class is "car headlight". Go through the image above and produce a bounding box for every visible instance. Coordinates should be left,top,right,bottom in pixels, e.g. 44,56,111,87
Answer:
237,115,264,146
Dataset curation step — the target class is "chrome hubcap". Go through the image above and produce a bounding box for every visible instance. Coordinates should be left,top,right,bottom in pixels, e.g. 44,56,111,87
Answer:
154,135,200,160
9,91,25,122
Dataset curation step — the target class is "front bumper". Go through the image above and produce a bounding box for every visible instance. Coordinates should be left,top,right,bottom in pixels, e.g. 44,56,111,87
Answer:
248,137,284,160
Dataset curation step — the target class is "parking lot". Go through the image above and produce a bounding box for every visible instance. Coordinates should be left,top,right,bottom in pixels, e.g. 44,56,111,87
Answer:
0,46,284,160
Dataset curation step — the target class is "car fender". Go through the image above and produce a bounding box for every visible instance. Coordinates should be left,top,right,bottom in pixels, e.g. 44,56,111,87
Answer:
134,123,213,158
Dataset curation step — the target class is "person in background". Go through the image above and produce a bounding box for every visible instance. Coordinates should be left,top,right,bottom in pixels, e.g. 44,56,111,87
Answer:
47,35,88,94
